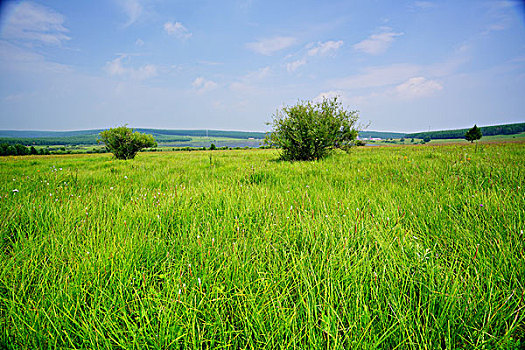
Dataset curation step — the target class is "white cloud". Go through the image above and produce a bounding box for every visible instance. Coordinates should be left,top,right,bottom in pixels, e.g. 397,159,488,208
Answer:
246,36,296,55
164,21,192,39
118,0,143,27
332,64,421,90
106,56,127,76
192,77,218,93
393,77,443,99
314,90,343,102
307,40,343,56
412,1,436,10
0,41,72,74
134,64,157,80
1,2,70,45
105,55,158,80
135,38,144,46
481,0,518,35
353,30,403,55
246,66,271,80
286,59,306,73
230,66,271,92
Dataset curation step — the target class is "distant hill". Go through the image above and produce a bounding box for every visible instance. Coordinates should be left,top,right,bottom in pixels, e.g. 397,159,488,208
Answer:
358,131,405,139
405,122,525,140
0,128,266,146
1,122,523,146
0,129,105,138
0,128,265,139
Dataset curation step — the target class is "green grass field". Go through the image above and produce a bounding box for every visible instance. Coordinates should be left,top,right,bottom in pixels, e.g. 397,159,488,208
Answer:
1,143,524,349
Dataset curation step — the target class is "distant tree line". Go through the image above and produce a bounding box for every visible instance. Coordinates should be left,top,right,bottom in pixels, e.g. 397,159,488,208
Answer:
358,131,405,139
0,135,192,146
0,143,112,156
0,143,48,156
0,136,100,146
0,128,266,139
405,122,525,140
135,129,265,139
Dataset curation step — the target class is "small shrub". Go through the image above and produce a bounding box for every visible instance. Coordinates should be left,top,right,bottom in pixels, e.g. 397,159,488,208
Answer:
266,97,359,161
99,126,157,160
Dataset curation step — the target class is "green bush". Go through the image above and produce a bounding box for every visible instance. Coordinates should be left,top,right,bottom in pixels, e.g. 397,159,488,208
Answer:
98,126,157,160
465,124,482,143
266,97,359,161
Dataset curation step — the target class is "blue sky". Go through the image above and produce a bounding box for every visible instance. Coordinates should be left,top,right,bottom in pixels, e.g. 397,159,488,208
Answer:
0,0,524,132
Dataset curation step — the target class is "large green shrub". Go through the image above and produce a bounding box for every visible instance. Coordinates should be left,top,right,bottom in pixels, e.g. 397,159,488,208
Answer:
98,126,157,160
266,97,359,161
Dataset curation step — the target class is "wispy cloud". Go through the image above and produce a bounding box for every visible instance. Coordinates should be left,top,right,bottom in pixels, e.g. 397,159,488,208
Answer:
393,77,443,99
307,40,343,56
118,0,143,27
246,66,271,80
412,1,437,10
0,40,72,74
135,38,144,46
332,64,421,90
192,77,218,93
105,55,158,80
1,2,70,45
353,29,403,55
286,59,306,73
246,36,296,55
481,0,518,35
164,21,192,39
230,66,271,92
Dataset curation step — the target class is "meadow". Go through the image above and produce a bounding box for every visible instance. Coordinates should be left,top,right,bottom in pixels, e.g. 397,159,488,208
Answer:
0,143,524,349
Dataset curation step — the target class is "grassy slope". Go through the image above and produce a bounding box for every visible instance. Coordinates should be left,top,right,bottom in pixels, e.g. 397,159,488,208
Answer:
0,144,524,348
365,132,525,146
428,132,525,144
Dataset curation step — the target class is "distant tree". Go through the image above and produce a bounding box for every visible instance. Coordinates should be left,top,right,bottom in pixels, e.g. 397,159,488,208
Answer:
411,138,415,143
465,124,482,143
266,97,359,161
400,138,405,143
30,146,38,155
423,136,431,143
14,144,29,155
0,143,9,156
6,145,17,155
98,126,157,160
209,143,216,150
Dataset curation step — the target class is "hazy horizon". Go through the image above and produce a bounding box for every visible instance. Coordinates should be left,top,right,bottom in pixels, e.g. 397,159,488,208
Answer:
1,0,524,133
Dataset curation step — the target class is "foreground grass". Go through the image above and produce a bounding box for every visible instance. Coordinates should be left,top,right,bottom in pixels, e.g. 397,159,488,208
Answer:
0,143,524,349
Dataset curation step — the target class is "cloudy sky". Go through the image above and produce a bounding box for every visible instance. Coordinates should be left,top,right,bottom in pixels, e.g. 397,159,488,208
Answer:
0,0,524,132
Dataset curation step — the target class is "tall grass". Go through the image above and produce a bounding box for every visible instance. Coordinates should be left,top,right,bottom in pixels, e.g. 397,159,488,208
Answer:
1,143,524,349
